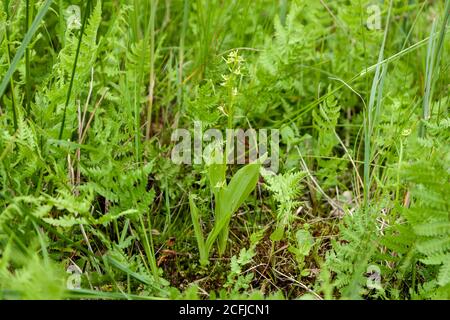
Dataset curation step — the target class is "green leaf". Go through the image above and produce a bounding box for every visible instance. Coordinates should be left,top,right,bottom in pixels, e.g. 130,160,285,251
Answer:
206,163,261,254
438,255,450,286
414,222,450,236
189,194,208,265
207,163,226,197
0,0,54,98
295,229,314,256
223,163,260,214
43,216,88,228
95,209,139,225
270,226,284,241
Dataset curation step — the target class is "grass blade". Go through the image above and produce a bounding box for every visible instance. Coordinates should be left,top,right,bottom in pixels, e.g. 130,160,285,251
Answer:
58,0,92,139
189,194,208,265
0,0,53,99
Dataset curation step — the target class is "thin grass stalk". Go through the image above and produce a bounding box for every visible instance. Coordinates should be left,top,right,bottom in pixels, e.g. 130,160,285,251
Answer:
177,0,189,107
58,0,92,140
0,0,53,124
25,0,32,114
139,214,160,282
3,1,18,130
145,0,158,140
363,0,392,207
420,20,437,138
279,28,449,128
420,0,449,137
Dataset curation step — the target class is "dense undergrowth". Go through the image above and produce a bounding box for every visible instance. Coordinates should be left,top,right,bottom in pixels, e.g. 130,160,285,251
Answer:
0,0,449,300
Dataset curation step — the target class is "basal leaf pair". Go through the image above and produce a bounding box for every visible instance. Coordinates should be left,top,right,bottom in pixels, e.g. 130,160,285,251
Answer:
190,162,260,266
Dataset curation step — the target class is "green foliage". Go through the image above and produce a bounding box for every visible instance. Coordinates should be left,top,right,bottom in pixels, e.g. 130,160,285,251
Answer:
262,169,306,240
0,0,449,300
312,91,341,156
0,252,67,300
224,247,256,294
382,125,450,298
288,228,314,274
324,208,382,299
190,162,260,265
